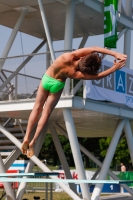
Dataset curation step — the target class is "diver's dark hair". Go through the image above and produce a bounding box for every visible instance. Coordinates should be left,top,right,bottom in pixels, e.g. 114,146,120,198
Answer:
78,53,103,74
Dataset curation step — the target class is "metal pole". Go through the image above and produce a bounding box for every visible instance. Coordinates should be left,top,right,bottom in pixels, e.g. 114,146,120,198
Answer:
46,175,48,200
79,35,88,98
63,108,91,200
54,123,133,195
0,125,82,200
15,75,18,100
46,42,51,69
70,80,83,96
91,119,125,200
0,8,27,71
50,181,52,200
83,80,86,99
0,154,16,200
118,0,122,12
123,0,132,69
0,40,46,92
38,0,55,62
78,35,88,49
63,0,75,96
49,124,77,193
8,84,14,101
124,120,133,165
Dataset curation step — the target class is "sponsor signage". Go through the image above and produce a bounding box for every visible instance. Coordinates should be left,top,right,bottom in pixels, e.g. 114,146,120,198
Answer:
86,60,133,108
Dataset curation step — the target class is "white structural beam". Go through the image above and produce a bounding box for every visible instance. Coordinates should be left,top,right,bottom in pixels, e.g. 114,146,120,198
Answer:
0,8,27,72
54,123,133,195
124,120,133,166
63,108,91,200
49,124,77,193
1,97,133,119
38,0,55,62
118,28,127,40
63,0,75,96
4,148,21,170
0,154,16,200
91,119,125,200
0,125,82,200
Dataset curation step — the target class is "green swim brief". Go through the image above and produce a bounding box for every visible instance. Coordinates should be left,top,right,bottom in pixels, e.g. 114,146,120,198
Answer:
42,74,65,93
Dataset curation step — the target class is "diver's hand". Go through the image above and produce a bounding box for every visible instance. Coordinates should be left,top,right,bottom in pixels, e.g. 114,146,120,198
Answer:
113,59,126,70
115,52,127,60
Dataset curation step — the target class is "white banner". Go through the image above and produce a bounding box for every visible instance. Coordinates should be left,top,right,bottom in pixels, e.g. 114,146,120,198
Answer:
86,60,133,108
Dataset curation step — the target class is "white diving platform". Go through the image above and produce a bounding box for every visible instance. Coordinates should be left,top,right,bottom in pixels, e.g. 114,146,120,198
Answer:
0,96,133,138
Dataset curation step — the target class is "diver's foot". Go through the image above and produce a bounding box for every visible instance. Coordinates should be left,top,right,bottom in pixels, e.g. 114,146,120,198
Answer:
27,146,35,158
21,141,29,155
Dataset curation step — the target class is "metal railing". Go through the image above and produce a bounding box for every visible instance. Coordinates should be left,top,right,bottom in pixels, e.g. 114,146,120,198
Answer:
0,50,84,101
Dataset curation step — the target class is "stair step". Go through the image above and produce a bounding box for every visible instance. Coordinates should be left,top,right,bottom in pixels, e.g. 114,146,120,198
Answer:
0,133,24,138
0,152,12,156
0,146,16,150
0,139,22,144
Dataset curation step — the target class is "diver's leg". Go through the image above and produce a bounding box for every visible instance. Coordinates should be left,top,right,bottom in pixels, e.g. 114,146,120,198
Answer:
27,89,63,157
21,82,49,154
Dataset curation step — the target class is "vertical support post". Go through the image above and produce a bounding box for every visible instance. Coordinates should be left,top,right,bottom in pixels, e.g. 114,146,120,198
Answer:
83,80,86,99
9,84,14,101
38,0,55,62
124,120,133,165
63,108,91,200
0,154,16,200
79,35,88,99
15,75,18,100
123,0,132,69
0,8,27,71
50,181,53,200
49,124,77,193
45,175,48,200
118,0,122,12
16,125,48,200
63,0,75,96
46,42,51,70
91,119,125,200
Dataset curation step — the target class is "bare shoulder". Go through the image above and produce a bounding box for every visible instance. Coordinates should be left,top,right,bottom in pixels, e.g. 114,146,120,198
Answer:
61,52,74,62
53,52,74,66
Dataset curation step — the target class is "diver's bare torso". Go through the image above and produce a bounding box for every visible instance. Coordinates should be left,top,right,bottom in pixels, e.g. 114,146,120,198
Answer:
45,53,80,82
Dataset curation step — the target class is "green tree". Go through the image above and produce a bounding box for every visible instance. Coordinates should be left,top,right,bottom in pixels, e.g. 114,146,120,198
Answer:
39,134,75,166
39,134,59,166
99,137,131,169
78,137,101,168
